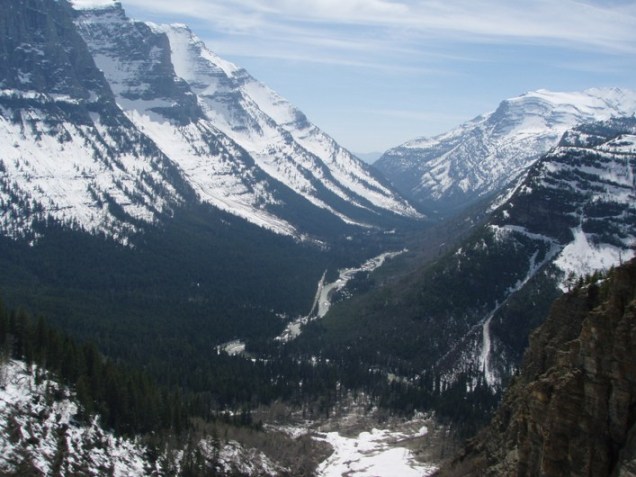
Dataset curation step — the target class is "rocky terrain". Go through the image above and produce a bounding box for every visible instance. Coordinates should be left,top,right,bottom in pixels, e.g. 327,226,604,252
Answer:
436,257,636,476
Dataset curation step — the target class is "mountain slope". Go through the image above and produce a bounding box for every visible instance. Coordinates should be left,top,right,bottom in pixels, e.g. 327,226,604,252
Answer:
70,0,421,239
376,88,636,218
437,258,636,477
159,23,420,222
0,0,186,243
0,359,288,476
0,0,420,246
297,116,636,430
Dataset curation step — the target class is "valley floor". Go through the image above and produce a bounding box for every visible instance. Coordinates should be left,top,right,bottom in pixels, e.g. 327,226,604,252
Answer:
266,401,454,477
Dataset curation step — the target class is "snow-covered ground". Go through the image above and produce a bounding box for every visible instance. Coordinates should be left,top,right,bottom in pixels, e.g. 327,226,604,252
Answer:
315,426,437,477
554,226,635,291
271,411,440,477
0,360,150,476
215,340,247,356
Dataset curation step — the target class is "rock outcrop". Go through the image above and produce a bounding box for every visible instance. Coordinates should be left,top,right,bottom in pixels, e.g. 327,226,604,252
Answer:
437,257,636,476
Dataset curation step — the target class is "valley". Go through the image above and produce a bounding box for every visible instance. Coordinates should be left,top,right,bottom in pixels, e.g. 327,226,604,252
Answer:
0,0,635,475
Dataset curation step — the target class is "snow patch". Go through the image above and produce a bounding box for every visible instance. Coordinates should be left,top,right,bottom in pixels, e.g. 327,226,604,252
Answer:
68,0,119,10
315,427,436,477
554,226,634,290
0,360,150,476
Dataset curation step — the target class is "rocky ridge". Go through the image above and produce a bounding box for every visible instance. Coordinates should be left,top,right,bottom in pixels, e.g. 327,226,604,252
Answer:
437,257,636,476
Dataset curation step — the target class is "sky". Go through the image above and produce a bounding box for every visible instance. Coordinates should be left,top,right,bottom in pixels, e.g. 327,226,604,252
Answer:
120,0,636,155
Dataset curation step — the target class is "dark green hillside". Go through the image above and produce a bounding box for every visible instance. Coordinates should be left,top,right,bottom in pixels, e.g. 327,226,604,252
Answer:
0,202,405,402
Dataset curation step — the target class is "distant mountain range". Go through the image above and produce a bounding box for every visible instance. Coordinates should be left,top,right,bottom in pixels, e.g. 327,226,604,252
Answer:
376,88,636,219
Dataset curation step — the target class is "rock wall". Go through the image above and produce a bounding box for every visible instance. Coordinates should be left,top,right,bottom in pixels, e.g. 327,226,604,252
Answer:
437,258,636,476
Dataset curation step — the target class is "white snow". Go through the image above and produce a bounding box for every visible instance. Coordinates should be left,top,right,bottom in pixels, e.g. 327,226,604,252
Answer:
0,360,151,476
216,340,247,356
0,102,179,242
0,359,287,476
124,110,299,237
69,0,119,10
315,427,436,477
554,226,635,290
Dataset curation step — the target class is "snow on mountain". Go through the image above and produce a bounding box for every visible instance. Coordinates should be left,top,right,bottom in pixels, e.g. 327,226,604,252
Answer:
70,2,301,237
508,119,636,286
0,92,180,243
0,359,150,476
68,2,420,240
0,0,420,246
435,116,636,389
376,88,636,218
0,359,284,476
159,24,421,222
0,0,183,243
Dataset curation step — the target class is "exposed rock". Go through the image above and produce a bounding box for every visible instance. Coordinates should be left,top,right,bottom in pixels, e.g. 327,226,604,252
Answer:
437,258,636,476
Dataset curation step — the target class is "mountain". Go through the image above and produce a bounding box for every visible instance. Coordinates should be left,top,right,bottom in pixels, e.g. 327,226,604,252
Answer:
433,116,636,390
437,258,636,476
0,0,187,244
0,0,420,246
1,0,427,420
375,88,636,218
296,116,636,431
68,0,420,240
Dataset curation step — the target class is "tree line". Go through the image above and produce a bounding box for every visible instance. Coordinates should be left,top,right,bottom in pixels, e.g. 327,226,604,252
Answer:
0,297,190,436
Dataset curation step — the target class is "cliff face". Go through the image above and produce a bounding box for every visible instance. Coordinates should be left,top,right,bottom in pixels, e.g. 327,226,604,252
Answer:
438,258,636,477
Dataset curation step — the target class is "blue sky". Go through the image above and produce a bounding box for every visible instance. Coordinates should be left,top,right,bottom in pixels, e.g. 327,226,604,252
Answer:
122,0,636,154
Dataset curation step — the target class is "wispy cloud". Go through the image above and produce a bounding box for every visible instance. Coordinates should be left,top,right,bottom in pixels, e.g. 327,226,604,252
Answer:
119,0,636,151
123,0,636,55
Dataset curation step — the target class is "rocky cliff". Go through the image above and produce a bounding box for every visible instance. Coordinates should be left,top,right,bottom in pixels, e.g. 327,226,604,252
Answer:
437,257,636,476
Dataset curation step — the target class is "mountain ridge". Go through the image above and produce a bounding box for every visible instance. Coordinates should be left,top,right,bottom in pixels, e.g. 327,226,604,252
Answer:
69,0,421,239
0,0,421,247
376,88,636,219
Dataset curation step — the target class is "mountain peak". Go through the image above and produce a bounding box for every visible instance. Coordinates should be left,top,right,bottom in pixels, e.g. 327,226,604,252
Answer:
376,87,636,218
69,0,121,11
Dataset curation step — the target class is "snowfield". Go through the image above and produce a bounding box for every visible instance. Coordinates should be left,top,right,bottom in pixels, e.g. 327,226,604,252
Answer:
0,360,150,476
315,427,437,477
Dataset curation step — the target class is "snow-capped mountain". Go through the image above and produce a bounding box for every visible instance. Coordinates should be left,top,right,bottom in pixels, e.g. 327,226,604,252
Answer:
0,0,420,245
0,0,186,243
68,0,420,238
158,23,420,224
376,88,636,218
433,116,636,389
